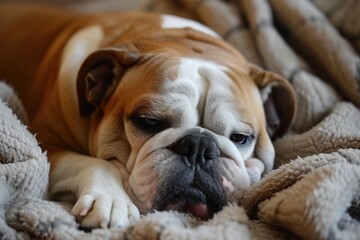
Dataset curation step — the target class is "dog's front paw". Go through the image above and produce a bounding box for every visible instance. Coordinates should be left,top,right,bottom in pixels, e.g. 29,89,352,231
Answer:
70,163,140,228
71,191,140,228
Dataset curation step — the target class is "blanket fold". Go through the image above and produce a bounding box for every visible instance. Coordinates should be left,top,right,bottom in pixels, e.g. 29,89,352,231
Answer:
257,162,360,239
0,84,49,205
238,0,342,133
274,102,360,166
1,0,360,239
268,0,360,107
241,147,360,239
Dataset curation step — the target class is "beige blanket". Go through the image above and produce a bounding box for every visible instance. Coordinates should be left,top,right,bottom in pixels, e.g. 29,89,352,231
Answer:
1,0,360,239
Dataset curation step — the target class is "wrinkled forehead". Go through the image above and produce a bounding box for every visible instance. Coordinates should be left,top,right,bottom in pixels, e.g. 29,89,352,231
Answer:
127,57,261,135
164,58,232,110
112,53,263,137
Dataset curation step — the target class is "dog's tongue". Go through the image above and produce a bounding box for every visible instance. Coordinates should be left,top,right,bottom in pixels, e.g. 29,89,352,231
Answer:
187,203,209,220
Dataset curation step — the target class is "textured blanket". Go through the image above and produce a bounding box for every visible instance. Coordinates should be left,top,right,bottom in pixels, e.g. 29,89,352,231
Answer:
1,0,360,239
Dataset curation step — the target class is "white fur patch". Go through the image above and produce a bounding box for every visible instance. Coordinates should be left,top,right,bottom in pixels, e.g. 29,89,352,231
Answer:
260,83,274,103
57,25,104,149
161,14,220,38
174,58,256,160
59,25,104,83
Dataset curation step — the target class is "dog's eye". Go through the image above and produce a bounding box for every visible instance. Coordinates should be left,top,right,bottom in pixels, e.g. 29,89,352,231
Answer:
142,117,161,127
131,115,169,133
230,133,250,145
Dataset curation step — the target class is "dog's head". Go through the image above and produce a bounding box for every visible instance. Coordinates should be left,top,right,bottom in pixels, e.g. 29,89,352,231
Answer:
76,30,296,219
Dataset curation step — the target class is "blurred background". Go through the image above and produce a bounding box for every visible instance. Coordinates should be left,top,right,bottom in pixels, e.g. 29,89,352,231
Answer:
0,0,145,12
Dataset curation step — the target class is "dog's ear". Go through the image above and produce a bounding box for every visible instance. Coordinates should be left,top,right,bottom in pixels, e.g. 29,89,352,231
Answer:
77,47,140,117
249,64,296,138
249,65,296,173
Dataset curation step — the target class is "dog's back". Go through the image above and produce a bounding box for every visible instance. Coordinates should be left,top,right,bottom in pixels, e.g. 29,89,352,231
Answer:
0,4,225,120
0,4,181,119
0,4,75,115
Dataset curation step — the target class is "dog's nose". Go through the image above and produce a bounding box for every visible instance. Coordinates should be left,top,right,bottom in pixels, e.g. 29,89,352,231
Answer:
171,134,220,166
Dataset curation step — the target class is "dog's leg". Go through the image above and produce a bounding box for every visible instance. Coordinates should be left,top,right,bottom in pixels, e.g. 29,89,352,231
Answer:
48,150,140,228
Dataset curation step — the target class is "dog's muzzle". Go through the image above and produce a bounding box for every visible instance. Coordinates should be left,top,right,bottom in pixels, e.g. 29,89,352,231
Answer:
154,132,228,219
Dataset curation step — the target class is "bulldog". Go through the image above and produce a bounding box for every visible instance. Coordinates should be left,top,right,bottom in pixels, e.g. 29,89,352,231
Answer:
0,4,296,228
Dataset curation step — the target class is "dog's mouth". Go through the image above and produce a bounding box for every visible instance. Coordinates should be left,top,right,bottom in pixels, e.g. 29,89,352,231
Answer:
154,186,226,220
164,202,210,220
149,143,229,220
